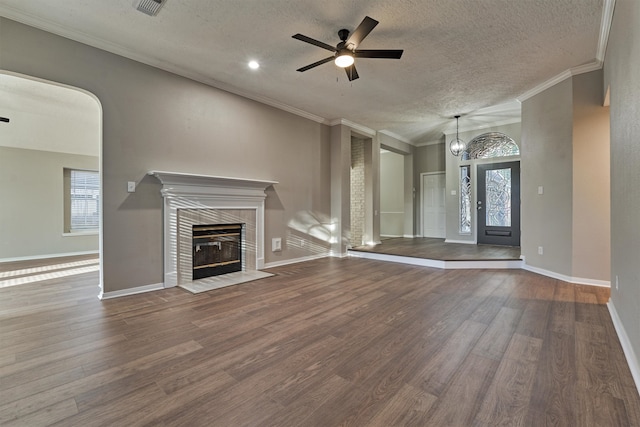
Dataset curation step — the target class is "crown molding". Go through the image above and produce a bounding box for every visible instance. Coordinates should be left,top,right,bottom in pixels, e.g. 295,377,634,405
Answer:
329,119,376,137
0,6,328,125
442,117,522,136
415,140,445,147
378,130,414,145
517,60,604,102
598,0,616,62
518,0,614,102
517,69,572,102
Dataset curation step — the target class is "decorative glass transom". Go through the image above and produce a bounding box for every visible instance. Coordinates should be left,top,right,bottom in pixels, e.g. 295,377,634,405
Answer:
462,132,519,160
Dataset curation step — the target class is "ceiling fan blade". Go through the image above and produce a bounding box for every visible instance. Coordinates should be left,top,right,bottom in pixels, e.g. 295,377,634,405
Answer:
346,16,378,48
296,56,335,72
292,34,337,52
345,64,359,81
355,49,404,59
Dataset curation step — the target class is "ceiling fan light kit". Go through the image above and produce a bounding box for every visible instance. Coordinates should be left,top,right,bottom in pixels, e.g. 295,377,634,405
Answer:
292,16,403,81
334,50,354,68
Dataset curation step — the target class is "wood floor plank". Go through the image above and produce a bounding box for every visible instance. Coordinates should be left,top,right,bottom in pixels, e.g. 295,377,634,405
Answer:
262,375,351,427
3,398,78,427
424,353,500,426
526,331,576,426
472,306,523,360
1,255,639,426
410,319,487,396
367,383,438,427
474,357,538,426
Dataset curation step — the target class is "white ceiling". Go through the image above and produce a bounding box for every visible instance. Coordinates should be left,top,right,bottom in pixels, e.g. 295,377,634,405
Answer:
0,0,610,144
0,73,100,156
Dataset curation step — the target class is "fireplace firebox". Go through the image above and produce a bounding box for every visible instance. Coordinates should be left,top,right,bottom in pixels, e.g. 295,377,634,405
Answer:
192,224,243,280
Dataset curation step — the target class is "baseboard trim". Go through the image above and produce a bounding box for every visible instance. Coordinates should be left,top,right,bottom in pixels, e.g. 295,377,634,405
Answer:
263,253,329,269
98,282,164,300
522,263,611,287
444,259,524,269
347,250,523,270
607,300,640,395
444,239,475,245
348,251,445,268
0,250,99,263
380,234,403,238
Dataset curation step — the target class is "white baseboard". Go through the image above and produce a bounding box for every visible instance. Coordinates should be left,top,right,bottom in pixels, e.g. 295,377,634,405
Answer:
98,282,164,300
263,253,329,269
403,234,419,238
444,259,523,269
0,250,99,263
347,250,523,270
444,239,475,245
348,250,445,268
522,263,611,287
380,234,403,238
607,300,640,395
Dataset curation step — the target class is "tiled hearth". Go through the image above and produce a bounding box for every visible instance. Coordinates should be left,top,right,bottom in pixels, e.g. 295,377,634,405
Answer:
149,171,277,290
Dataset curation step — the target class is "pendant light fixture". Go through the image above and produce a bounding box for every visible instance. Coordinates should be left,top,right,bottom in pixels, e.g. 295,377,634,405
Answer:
449,115,466,156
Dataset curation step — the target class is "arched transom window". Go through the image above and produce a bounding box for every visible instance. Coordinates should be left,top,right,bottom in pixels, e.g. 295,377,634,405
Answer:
462,132,519,160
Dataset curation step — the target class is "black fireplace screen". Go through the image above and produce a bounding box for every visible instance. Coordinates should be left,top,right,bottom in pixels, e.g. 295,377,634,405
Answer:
192,223,243,280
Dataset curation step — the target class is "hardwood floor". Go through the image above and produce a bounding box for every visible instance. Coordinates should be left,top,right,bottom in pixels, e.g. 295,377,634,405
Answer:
1,256,638,426
351,237,521,261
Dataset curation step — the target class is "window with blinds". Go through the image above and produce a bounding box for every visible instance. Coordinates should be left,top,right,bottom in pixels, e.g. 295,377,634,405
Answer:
69,169,100,231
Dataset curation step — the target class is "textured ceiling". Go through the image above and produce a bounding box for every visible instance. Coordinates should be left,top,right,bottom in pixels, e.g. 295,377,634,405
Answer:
0,0,607,143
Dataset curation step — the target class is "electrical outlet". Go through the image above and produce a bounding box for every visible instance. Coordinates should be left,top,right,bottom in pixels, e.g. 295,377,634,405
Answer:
127,181,136,193
272,237,282,252
538,246,543,255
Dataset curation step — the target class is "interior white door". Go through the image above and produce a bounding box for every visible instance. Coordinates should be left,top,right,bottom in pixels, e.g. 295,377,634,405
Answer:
422,173,446,238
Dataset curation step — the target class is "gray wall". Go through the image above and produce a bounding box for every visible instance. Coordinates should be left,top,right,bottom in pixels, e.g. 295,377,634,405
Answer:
571,71,610,281
380,151,405,237
0,147,99,260
1,18,332,292
521,70,610,282
604,0,640,377
521,79,574,275
415,142,446,175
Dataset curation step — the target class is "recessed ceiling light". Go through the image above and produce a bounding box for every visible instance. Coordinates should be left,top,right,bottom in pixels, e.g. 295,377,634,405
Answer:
248,61,260,70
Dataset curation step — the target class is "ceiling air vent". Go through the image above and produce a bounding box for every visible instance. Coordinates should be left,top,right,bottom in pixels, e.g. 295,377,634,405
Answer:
135,0,165,16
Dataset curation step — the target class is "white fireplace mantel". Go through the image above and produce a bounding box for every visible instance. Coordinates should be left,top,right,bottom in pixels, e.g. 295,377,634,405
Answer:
148,171,277,288
148,170,277,198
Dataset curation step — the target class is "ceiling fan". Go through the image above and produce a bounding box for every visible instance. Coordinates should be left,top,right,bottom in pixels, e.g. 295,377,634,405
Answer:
292,16,404,81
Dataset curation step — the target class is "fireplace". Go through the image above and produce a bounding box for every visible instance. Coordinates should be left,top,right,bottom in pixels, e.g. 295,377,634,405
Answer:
192,223,244,279
148,170,277,288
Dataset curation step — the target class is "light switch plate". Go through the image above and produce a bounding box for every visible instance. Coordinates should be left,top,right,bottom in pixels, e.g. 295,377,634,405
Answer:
127,181,136,193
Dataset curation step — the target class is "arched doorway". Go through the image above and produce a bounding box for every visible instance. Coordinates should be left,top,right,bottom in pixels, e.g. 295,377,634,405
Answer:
0,71,103,293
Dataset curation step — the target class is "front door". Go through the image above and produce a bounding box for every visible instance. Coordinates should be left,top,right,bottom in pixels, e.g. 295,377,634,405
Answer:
477,161,520,246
